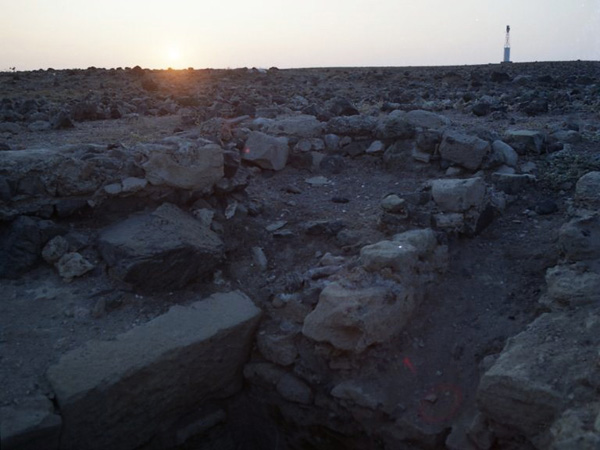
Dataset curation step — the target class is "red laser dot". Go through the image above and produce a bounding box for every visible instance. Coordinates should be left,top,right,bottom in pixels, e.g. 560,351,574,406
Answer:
403,357,417,375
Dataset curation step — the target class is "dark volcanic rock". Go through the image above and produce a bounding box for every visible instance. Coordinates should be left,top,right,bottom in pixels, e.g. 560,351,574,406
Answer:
98,203,224,291
50,110,75,129
0,216,64,278
326,97,359,116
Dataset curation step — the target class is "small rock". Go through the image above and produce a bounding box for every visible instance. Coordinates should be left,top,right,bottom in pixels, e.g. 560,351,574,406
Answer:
331,196,349,203
42,235,69,264
28,120,51,132
56,252,95,281
533,199,558,215
305,176,331,186
121,177,147,194
256,331,298,366
284,185,302,194
319,253,345,266
103,183,122,196
266,221,287,232
366,140,385,154
251,247,268,271
381,194,407,214
576,171,600,205
192,209,215,227
276,373,313,405
319,154,345,174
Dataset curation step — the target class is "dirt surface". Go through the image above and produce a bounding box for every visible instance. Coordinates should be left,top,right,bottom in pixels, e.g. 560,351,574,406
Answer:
1,62,599,449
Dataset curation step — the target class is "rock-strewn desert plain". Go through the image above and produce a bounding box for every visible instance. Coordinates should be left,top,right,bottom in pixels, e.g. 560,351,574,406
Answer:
1,61,600,449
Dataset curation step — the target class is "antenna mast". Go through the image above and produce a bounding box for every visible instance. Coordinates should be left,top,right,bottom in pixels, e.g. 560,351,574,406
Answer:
503,25,511,63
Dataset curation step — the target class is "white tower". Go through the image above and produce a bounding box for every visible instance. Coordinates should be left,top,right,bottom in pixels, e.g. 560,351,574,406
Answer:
503,25,511,63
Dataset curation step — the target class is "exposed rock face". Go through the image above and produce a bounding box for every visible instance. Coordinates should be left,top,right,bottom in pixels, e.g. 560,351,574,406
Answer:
142,142,224,192
98,203,224,290
46,291,261,450
439,131,490,170
242,131,289,170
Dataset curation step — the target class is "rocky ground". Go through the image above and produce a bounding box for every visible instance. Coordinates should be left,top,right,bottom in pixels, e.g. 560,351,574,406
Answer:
1,61,600,450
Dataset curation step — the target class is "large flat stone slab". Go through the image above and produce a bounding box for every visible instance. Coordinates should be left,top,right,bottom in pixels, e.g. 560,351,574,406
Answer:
47,291,261,450
98,203,224,290
477,308,600,439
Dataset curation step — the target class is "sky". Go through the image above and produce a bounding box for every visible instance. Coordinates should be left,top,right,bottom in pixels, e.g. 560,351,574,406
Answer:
1,0,599,71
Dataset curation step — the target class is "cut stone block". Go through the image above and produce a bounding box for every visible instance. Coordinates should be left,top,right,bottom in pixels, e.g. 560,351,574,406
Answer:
47,291,261,450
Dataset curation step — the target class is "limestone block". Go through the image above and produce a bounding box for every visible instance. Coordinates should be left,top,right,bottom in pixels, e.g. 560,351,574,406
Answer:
47,291,261,450
302,282,415,352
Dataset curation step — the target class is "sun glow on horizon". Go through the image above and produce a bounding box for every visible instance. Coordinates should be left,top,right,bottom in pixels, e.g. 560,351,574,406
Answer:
164,44,185,69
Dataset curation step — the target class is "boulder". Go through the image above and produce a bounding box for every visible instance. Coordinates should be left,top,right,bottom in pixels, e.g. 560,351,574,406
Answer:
0,395,62,450
326,97,359,117
276,373,313,405
360,228,446,285
376,110,416,140
431,178,486,212
575,171,600,205
0,216,63,278
477,308,600,440
256,330,298,366
243,131,289,171
41,235,69,264
47,291,261,450
504,130,545,155
98,203,224,290
56,252,95,282
326,115,377,136
558,215,600,262
541,264,600,309
491,140,519,167
142,143,224,192
302,281,415,353
359,240,420,275
439,132,490,171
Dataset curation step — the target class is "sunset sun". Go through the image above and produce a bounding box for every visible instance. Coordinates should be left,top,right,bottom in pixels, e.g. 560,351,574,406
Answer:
165,45,183,68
